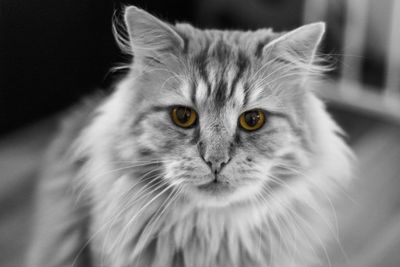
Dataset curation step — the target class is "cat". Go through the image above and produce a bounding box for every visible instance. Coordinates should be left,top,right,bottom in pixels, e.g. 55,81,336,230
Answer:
26,5,353,267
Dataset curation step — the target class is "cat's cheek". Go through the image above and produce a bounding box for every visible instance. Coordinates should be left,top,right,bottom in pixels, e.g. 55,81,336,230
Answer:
163,159,209,183
163,161,182,182
113,137,137,160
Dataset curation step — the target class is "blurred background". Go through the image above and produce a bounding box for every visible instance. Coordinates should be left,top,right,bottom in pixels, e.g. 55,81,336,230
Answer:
1,0,400,266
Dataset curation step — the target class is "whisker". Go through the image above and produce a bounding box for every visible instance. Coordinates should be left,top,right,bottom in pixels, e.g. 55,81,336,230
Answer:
72,172,166,267
110,180,180,253
134,185,183,265
99,171,167,266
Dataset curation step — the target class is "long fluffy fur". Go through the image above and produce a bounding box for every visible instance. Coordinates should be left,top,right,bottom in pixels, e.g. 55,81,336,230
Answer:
27,6,353,267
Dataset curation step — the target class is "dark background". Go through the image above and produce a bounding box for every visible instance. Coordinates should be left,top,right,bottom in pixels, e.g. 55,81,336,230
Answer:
0,0,310,136
0,0,196,136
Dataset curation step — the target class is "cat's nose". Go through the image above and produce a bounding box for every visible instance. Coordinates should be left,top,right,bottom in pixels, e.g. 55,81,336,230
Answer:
204,156,230,175
197,135,234,177
197,139,233,175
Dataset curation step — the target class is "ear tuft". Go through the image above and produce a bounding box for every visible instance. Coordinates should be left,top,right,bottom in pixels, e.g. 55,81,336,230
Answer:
123,6,184,63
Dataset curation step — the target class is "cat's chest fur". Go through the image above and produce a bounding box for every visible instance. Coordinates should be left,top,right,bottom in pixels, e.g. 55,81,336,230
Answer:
89,190,322,267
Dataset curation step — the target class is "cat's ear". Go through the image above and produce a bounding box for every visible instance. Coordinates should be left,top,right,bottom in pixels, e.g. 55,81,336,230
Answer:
124,6,184,63
263,22,325,65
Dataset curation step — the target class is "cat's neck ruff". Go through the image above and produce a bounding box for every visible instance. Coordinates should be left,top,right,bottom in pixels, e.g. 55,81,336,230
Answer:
86,168,329,267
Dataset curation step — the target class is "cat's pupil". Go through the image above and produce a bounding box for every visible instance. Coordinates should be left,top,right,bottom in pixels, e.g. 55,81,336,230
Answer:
244,111,260,127
176,107,191,123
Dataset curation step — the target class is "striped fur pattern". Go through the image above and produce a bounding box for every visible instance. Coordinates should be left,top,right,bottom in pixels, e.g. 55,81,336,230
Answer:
29,6,353,267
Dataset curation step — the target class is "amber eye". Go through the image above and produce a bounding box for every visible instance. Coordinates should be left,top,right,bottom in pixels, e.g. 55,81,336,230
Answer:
171,106,198,128
238,109,266,131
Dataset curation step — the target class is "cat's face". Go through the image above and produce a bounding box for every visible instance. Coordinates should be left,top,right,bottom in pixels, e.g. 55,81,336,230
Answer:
117,7,326,207
130,60,310,207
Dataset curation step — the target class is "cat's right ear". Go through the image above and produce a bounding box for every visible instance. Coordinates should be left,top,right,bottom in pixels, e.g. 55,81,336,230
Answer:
124,6,184,63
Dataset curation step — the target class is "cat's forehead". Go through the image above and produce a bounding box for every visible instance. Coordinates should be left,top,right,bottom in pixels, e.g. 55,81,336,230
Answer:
171,25,284,109
175,23,281,54
189,44,247,108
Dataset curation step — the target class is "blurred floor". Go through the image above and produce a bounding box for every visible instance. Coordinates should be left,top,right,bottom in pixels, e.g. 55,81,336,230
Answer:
0,119,57,267
0,114,400,267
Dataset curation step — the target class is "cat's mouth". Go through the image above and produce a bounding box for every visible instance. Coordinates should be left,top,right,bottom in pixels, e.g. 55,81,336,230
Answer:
196,178,233,194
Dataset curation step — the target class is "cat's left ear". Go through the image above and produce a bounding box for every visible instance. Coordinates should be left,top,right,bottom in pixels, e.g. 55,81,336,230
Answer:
263,22,325,65
124,6,184,64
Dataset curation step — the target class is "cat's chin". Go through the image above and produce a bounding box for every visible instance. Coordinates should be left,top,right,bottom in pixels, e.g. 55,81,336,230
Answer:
197,180,235,194
182,178,260,208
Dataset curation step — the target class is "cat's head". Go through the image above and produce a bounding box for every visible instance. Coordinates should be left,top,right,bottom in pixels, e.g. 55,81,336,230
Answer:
103,6,348,208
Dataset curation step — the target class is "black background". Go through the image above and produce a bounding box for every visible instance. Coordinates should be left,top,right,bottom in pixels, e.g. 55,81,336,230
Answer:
0,0,197,136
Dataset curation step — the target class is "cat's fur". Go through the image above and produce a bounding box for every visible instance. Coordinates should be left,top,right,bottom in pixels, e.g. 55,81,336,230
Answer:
27,6,353,267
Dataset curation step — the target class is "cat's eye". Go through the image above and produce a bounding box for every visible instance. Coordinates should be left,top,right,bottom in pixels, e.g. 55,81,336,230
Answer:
239,109,266,131
171,106,198,128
